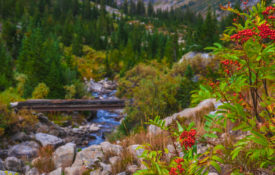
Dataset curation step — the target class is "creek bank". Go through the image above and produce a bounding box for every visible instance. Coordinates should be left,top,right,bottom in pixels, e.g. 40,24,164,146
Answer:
0,97,254,175
0,79,126,174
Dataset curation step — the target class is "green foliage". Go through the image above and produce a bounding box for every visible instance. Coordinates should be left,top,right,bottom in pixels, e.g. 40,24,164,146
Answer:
0,41,13,91
134,145,169,175
193,1,275,173
117,63,184,134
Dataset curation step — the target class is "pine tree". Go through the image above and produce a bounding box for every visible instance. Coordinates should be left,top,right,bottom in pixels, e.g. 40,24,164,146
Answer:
123,0,128,14
0,41,13,91
147,0,154,17
82,0,92,19
43,37,66,98
72,34,83,56
136,0,145,16
129,0,136,15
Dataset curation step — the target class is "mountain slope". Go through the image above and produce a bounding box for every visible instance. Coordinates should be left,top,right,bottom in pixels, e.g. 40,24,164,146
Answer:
153,0,261,14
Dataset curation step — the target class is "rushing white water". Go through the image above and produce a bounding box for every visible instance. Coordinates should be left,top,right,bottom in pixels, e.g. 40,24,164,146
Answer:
88,90,121,145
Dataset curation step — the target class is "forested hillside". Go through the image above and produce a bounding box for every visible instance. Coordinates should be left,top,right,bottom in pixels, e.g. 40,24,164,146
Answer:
0,0,274,175
0,0,242,99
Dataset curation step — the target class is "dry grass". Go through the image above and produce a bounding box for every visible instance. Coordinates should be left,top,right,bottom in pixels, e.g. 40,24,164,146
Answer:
110,131,172,174
111,148,137,174
33,145,55,173
110,99,219,173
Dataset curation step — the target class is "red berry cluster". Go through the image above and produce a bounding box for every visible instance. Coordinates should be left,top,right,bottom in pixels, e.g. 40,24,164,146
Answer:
262,6,275,16
230,29,257,43
221,60,241,75
179,129,196,150
258,23,275,40
169,158,185,175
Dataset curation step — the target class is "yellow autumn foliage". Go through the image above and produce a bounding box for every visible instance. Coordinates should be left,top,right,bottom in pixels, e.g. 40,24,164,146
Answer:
32,83,50,99
65,45,107,81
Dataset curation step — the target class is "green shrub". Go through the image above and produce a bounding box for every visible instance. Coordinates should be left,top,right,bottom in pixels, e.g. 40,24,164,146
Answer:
32,83,50,99
117,63,185,135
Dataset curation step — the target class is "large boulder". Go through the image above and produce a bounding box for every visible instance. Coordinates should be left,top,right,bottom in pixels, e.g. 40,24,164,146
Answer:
0,159,4,170
64,166,86,175
53,143,76,168
35,133,64,148
4,157,24,172
72,145,103,167
48,167,63,175
8,141,40,160
100,142,123,156
148,99,216,136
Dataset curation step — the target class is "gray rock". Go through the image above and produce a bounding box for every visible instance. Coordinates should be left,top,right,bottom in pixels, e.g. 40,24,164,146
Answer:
4,157,24,172
128,145,144,159
48,167,62,175
90,169,102,175
89,124,101,132
0,170,20,175
11,132,31,142
23,165,31,174
64,166,86,175
0,159,4,170
8,141,40,160
25,168,39,175
109,156,120,166
36,114,66,137
90,169,110,175
37,113,51,124
208,173,218,175
72,145,103,167
126,165,138,174
116,172,126,175
35,133,63,148
0,150,8,159
100,142,123,156
53,143,76,168
100,162,111,173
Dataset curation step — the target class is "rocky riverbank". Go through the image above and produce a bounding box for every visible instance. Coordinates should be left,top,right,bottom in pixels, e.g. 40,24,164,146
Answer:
0,79,127,174
0,97,222,175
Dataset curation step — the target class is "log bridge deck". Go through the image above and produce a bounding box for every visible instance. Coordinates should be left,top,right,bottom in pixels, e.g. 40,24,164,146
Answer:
11,99,126,112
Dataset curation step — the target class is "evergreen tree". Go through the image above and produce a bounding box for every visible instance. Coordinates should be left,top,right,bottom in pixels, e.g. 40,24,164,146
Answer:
2,21,18,56
72,34,83,56
129,0,136,15
136,0,145,16
0,41,13,91
123,0,128,14
147,0,154,17
82,0,92,19
43,38,65,98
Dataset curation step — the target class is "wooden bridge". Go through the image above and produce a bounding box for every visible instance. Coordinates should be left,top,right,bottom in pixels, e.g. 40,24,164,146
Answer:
11,99,127,112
